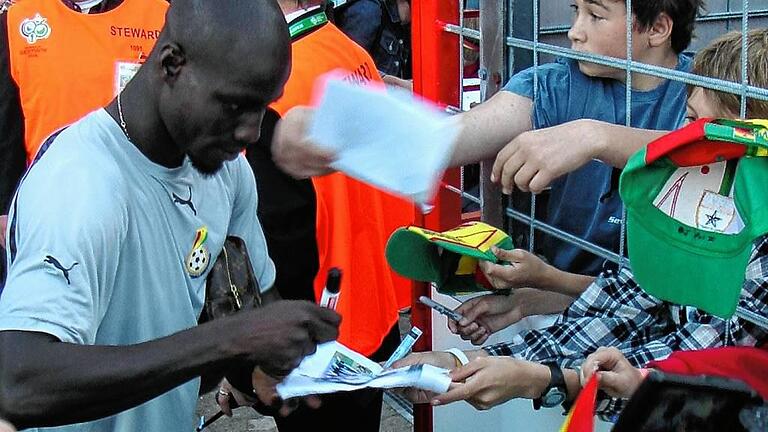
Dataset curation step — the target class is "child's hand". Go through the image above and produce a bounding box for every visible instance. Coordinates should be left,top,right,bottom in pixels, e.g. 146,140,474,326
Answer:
479,247,552,290
582,347,646,399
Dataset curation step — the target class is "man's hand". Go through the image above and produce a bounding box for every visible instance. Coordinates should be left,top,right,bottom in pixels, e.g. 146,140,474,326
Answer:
582,347,645,399
447,293,523,345
271,107,338,179
228,300,341,377
250,368,321,417
431,357,550,410
216,378,256,417
0,215,7,249
491,120,601,194
480,247,553,290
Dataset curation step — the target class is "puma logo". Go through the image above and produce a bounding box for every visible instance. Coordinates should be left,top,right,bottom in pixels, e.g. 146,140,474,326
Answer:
44,255,79,285
172,186,197,215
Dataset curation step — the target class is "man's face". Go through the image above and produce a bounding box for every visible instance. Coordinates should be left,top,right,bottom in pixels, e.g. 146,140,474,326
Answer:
159,51,289,175
685,87,736,124
567,0,650,80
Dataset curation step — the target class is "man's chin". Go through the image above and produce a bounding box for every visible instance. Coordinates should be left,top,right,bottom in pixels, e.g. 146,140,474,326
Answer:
189,155,224,177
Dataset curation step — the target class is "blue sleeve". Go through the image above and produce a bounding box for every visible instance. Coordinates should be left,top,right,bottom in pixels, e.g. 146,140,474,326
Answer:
227,156,276,293
502,61,574,129
0,158,127,344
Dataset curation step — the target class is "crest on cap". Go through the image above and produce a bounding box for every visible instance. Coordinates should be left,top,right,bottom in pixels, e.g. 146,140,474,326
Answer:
621,118,768,317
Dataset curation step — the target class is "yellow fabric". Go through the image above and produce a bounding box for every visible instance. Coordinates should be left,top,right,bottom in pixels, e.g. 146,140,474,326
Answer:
407,221,509,253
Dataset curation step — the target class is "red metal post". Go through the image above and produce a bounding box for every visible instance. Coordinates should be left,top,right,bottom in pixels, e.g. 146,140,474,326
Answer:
411,0,461,431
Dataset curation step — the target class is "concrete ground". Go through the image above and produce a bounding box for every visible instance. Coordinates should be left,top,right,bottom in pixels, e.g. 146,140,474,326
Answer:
195,390,413,432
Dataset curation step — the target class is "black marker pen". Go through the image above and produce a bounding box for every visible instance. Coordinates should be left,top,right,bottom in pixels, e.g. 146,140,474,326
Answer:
319,267,342,310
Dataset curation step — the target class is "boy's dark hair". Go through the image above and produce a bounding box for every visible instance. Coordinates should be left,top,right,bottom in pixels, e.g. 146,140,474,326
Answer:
631,0,706,54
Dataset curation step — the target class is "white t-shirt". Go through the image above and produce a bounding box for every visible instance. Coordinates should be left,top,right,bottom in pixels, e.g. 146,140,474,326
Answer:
0,108,275,432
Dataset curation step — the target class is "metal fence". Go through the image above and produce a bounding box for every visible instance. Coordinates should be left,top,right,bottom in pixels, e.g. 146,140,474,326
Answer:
439,0,768,329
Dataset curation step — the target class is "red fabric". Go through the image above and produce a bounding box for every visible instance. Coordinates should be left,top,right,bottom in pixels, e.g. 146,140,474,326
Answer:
272,22,415,355
645,118,709,164
560,375,598,432
643,118,748,166
648,346,768,400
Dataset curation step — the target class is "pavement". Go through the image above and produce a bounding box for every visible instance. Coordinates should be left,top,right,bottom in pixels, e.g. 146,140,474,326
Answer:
195,389,413,432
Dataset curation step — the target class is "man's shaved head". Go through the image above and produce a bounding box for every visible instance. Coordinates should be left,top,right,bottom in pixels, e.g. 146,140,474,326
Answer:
129,0,292,176
162,0,290,77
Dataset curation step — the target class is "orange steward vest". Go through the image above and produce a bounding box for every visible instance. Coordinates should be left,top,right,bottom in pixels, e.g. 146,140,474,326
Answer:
272,17,415,356
7,0,168,164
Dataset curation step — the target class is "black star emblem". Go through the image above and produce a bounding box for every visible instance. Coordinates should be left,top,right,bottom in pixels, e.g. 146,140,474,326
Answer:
705,210,722,228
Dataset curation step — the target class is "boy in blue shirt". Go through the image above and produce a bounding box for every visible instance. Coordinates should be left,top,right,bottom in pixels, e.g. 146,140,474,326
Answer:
273,0,704,323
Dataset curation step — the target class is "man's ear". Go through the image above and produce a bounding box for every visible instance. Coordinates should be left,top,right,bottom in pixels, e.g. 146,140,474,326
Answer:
159,43,186,81
647,12,673,49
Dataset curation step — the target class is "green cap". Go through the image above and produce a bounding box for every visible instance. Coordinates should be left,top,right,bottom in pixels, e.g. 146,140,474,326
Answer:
385,221,514,294
620,118,768,317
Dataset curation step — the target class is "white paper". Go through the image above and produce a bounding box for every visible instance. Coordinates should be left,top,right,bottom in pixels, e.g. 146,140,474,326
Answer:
308,76,461,205
276,341,451,399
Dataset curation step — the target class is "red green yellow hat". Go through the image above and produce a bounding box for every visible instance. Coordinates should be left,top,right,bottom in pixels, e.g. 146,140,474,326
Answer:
385,221,514,294
620,118,768,317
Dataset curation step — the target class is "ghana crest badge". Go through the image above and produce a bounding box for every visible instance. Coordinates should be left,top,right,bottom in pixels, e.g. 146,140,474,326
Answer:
186,226,210,278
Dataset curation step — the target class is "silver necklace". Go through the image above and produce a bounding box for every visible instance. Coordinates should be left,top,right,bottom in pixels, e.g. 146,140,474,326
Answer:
116,91,132,142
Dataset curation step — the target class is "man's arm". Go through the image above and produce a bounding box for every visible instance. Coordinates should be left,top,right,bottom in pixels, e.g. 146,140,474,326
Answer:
0,302,339,429
0,13,27,213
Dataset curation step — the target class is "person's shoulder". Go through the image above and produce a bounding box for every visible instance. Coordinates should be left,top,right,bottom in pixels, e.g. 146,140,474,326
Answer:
22,112,130,202
504,59,575,97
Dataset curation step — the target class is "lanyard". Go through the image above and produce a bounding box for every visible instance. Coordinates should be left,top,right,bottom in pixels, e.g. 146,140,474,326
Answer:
288,10,328,39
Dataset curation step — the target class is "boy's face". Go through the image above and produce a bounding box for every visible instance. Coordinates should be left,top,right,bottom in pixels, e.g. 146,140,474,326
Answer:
567,0,650,80
685,87,736,124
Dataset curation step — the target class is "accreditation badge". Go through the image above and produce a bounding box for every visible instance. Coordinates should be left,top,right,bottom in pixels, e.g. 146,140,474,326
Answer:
114,61,142,96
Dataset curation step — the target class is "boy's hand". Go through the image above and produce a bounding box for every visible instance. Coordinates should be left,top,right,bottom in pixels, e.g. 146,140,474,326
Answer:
447,294,524,345
391,351,458,371
0,418,14,432
272,107,338,179
491,120,600,194
479,247,553,290
392,351,463,404
582,347,646,399
431,357,550,410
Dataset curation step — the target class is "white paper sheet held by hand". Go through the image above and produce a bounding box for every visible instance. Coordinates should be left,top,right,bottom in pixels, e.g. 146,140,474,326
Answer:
276,341,451,399
308,75,461,205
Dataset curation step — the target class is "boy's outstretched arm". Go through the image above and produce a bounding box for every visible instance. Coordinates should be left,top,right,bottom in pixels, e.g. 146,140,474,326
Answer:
271,91,534,179
448,91,533,167
492,119,667,194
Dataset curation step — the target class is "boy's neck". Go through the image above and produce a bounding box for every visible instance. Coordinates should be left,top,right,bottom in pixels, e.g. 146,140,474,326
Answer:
625,49,680,91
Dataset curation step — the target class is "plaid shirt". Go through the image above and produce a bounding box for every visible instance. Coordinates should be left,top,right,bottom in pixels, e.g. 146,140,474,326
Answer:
484,235,768,419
